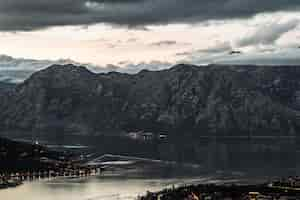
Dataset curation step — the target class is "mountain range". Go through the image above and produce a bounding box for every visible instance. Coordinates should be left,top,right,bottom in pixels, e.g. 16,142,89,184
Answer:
0,64,300,138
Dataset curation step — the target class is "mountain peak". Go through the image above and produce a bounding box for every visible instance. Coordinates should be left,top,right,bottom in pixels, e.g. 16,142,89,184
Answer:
41,64,92,74
26,64,94,82
18,64,97,93
170,64,199,72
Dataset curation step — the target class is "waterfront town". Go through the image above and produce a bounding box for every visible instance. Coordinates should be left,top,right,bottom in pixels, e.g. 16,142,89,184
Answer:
0,166,102,189
0,137,103,189
140,178,300,200
2,136,300,200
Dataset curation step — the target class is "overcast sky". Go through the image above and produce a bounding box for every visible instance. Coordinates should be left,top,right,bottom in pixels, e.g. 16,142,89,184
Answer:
0,0,300,81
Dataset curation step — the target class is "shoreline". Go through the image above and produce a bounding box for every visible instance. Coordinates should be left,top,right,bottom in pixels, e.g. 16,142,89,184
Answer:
0,180,22,190
140,181,300,200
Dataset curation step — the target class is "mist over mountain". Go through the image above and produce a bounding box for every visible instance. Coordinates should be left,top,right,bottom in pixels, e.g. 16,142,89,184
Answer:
0,55,172,84
2,48,300,84
0,64,300,138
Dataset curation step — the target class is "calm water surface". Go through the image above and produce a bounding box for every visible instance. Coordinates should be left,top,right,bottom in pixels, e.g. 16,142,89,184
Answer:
0,175,244,200
0,136,288,200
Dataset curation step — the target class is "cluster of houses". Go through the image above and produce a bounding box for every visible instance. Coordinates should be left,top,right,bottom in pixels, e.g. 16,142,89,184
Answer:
140,189,300,200
271,176,300,189
126,131,167,141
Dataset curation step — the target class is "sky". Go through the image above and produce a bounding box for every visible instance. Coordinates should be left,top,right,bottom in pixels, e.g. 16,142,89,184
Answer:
0,1,300,82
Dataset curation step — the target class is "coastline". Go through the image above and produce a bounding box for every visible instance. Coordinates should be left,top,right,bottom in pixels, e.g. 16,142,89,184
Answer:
0,180,22,190
140,181,300,200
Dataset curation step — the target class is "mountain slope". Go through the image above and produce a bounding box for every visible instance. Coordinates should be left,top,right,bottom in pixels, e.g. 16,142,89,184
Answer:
0,64,300,137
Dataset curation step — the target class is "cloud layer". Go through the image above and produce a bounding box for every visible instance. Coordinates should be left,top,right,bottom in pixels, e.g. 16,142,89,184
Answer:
238,19,300,47
0,55,172,83
2,46,300,83
0,0,300,31
180,47,300,66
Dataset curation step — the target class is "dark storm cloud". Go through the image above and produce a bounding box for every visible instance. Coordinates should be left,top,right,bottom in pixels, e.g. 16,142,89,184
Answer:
0,0,300,31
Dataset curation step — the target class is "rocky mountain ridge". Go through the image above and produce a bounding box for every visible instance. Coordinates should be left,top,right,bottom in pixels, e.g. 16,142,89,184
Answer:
0,64,300,137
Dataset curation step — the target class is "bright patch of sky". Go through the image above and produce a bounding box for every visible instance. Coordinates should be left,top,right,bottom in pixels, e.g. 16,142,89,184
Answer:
0,11,299,67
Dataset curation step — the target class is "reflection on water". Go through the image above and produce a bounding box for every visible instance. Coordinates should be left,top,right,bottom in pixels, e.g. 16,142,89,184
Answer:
0,175,239,200
5,134,300,175
2,134,299,199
